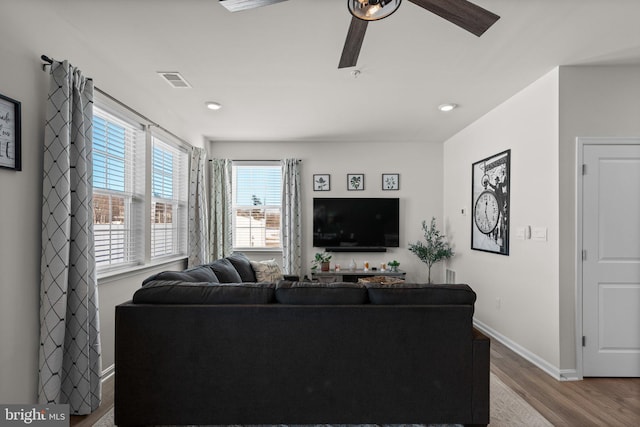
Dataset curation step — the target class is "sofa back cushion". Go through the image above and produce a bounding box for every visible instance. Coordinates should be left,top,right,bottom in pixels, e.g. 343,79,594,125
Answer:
141,265,219,286
226,252,257,282
133,281,275,304
206,258,243,283
276,281,368,305
366,283,476,306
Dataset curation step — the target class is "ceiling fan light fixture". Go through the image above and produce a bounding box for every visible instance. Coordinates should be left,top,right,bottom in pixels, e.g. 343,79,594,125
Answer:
438,103,457,112
348,0,401,22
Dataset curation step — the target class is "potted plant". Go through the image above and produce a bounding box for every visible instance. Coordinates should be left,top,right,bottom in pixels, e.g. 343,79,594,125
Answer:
408,217,454,283
388,260,400,272
311,251,332,272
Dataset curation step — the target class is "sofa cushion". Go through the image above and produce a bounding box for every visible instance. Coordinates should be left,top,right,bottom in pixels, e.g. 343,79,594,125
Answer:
141,265,219,286
133,281,275,304
206,258,243,283
275,281,368,305
366,283,476,305
250,259,284,282
226,252,258,282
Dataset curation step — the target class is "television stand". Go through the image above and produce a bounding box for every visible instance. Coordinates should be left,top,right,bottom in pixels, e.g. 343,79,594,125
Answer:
312,269,406,283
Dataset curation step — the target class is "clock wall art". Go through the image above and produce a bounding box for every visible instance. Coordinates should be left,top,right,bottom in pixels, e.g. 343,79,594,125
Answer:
471,149,510,255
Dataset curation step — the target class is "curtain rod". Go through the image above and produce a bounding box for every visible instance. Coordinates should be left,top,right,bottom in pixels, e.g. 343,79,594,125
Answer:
40,55,192,149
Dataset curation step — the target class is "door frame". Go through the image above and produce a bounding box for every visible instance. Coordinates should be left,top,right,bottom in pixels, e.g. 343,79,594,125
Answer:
575,137,640,379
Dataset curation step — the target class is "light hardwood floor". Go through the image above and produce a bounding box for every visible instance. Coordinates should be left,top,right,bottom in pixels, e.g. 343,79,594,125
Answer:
71,338,640,427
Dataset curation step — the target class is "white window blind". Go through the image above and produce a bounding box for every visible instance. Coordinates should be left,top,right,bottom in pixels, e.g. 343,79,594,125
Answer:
232,162,282,249
92,107,145,270
151,136,188,259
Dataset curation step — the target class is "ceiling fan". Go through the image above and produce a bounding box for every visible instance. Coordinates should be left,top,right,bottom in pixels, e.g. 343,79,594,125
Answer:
219,0,500,69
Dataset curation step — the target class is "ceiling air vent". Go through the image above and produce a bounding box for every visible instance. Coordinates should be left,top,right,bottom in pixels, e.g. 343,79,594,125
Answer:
158,72,191,88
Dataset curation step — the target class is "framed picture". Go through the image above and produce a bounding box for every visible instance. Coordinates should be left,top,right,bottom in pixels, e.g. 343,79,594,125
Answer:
313,174,331,191
382,173,399,190
471,149,510,255
347,173,364,191
0,93,21,171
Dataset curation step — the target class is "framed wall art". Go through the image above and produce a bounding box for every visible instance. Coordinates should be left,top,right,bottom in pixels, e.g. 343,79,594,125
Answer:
313,174,331,191
347,173,364,191
0,93,21,171
471,149,510,255
382,173,399,190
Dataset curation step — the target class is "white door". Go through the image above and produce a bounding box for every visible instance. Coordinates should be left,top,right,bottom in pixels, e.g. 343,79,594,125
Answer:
582,143,640,377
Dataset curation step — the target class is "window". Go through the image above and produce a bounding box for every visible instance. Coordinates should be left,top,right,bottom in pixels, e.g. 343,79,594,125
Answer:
232,162,282,249
151,136,188,259
92,100,190,275
92,108,144,269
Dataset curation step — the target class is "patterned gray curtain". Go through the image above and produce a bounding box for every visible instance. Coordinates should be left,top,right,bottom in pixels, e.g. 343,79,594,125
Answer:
188,147,209,267
209,158,232,259
38,60,101,414
281,158,302,276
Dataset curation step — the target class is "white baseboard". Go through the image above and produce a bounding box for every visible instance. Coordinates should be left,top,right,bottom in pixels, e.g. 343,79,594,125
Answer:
559,369,581,381
473,319,565,381
102,364,115,383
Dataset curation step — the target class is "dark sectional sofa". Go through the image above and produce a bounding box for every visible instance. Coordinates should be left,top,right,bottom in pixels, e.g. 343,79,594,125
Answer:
115,252,490,426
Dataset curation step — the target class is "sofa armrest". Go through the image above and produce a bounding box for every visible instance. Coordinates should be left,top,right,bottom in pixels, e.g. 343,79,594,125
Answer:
471,328,490,425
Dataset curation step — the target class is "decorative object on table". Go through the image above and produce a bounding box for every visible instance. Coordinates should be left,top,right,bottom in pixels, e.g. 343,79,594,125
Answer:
408,217,454,283
311,251,332,272
313,174,330,191
0,93,21,171
471,149,510,255
363,260,370,272
358,275,405,285
380,262,386,272
347,173,364,191
388,260,400,272
348,258,357,271
382,173,399,190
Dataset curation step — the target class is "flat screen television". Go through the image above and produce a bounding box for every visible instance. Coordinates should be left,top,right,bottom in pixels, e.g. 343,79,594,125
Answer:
313,198,400,251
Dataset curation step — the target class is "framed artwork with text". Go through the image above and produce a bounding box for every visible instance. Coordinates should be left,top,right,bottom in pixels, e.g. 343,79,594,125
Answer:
0,93,21,171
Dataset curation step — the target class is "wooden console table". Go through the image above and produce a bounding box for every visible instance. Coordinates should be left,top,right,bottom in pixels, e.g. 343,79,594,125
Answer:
312,269,406,283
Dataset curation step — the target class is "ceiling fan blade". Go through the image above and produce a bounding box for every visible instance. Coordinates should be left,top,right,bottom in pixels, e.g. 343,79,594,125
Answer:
408,0,500,36
219,0,289,12
338,17,369,69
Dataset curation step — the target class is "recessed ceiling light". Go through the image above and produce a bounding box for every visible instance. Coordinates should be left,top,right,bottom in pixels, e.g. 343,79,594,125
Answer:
206,101,222,111
438,103,457,112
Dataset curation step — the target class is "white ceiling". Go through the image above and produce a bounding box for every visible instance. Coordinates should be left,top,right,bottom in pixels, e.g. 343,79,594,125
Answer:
9,0,640,144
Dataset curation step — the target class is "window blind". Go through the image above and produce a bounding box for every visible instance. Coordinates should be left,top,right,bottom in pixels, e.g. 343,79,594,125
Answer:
93,107,145,269
232,162,282,249
151,136,188,259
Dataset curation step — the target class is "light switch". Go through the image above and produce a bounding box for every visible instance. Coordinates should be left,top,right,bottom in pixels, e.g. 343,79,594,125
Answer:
532,227,547,241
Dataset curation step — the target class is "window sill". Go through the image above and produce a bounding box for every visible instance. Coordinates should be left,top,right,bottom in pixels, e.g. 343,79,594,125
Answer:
233,248,283,253
97,256,187,285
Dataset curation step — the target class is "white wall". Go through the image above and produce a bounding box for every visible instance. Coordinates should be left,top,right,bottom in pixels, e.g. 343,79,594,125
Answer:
0,1,193,404
558,65,640,370
443,69,561,370
210,140,444,281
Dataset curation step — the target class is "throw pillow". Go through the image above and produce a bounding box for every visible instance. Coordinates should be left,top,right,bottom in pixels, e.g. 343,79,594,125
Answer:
250,259,284,282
